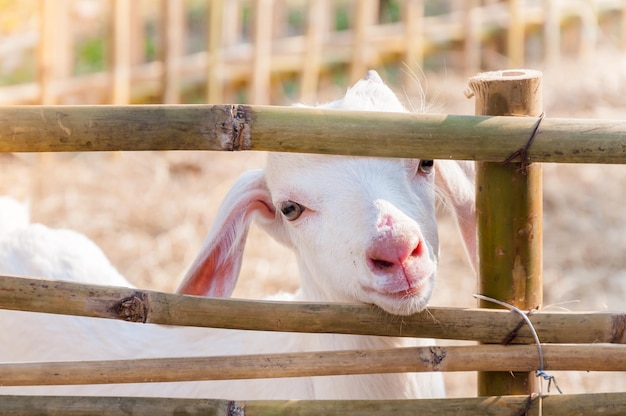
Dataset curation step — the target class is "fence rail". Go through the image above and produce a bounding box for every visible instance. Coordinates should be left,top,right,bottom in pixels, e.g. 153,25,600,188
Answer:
2,104,626,163
2,393,626,416
1,275,624,345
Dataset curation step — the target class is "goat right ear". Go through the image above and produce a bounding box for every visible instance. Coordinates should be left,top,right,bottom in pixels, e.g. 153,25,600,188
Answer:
177,169,275,297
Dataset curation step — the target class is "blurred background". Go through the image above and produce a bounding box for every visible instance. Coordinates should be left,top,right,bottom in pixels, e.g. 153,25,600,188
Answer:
1,0,626,397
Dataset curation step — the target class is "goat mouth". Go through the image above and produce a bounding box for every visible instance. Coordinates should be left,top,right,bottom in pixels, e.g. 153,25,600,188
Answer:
362,274,433,301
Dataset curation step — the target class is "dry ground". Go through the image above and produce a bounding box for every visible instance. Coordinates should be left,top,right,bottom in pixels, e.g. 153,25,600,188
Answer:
2,50,626,397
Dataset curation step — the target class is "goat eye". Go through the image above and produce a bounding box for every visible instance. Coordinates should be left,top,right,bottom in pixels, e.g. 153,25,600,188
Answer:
280,200,305,221
418,159,434,174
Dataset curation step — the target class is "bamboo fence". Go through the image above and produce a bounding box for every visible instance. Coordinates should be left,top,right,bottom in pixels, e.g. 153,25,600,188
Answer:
1,70,626,414
1,1,626,412
1,0,625,105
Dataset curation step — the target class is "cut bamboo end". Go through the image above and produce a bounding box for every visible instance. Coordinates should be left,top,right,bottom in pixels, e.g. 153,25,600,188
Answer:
466,69,543,117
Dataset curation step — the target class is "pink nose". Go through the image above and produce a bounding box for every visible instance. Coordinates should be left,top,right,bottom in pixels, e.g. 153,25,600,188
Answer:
367,238,423,272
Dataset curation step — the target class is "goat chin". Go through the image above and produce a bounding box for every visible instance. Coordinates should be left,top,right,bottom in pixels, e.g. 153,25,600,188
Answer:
0,70,474,400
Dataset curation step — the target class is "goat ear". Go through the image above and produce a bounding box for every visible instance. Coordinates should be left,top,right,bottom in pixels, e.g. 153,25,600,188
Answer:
177,169,275,297
434,160,477,274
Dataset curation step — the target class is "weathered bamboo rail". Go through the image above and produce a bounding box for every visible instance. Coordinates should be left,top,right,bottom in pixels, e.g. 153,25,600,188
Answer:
1,275,624,345
1,344,625,387
2,393,626,416
1,105,626,163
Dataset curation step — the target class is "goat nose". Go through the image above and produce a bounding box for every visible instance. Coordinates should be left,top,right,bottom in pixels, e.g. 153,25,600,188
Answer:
367,237,423,272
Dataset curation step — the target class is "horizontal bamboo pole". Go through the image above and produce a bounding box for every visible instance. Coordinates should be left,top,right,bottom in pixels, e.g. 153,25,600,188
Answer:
1,275,624,344
1,344,624,387
1,105,626,163
1,393,626,416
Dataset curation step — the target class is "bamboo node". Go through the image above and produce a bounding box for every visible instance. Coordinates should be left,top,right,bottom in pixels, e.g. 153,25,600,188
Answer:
611,314,626,344
231,105,252,151
227,401,245,416
115,293,148,323
418,346,447,370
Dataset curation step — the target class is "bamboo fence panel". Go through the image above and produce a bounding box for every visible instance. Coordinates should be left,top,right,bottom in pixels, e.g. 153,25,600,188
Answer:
5,1,626,106
2,393,626,416
2,104,626,164
1,275,624,345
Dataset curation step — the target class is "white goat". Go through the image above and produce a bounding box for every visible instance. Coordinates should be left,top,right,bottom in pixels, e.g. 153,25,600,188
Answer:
0,71,475,399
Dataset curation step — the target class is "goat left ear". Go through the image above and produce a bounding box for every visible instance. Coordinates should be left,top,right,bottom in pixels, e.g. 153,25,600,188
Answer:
434,160,477,274
177,169,276,297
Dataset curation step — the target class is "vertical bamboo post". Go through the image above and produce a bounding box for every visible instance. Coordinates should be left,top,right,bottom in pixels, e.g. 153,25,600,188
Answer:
468,69,543,396
507,0,524,68
622,3,626,52
463,0,481,76
402,0,424,80
300,0,329,102
160,0,185,104
251,0,273,104
579,0,598,61
349,0,378,84
110,0,132,104
38,0,71,105
543,0,560,65
129,1,145,67
207,0,225,104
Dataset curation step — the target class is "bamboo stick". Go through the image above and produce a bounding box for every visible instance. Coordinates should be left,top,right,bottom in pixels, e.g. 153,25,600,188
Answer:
2,393,626,416
0,275,624,344
349,0,378,84
402,0,424,78
463,0,481,75
543,0,560,65
299,0,329,102
160,0,185,104
110,0,132,104
1,104,626,163
207,0,225,104
507,0,524,68
470,69,544,395
251,0,273,104
1,344,625,387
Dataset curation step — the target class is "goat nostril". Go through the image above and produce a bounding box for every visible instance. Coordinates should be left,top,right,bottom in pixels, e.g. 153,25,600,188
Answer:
410,241,423,258
371,258,395,270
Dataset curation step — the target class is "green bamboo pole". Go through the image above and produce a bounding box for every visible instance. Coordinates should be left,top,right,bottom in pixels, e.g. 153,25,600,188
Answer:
469,69,544,396
1,344,624,387
1,105,626,163
1,275,624,344
1,393,626,416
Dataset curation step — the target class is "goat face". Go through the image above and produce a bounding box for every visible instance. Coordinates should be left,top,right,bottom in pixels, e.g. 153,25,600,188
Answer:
264,152,439,316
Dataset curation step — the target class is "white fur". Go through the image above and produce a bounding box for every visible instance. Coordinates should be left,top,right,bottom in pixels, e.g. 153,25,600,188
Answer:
0,71,475,399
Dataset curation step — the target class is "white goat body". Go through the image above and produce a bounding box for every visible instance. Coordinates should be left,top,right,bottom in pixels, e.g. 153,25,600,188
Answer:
0,71,475,399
